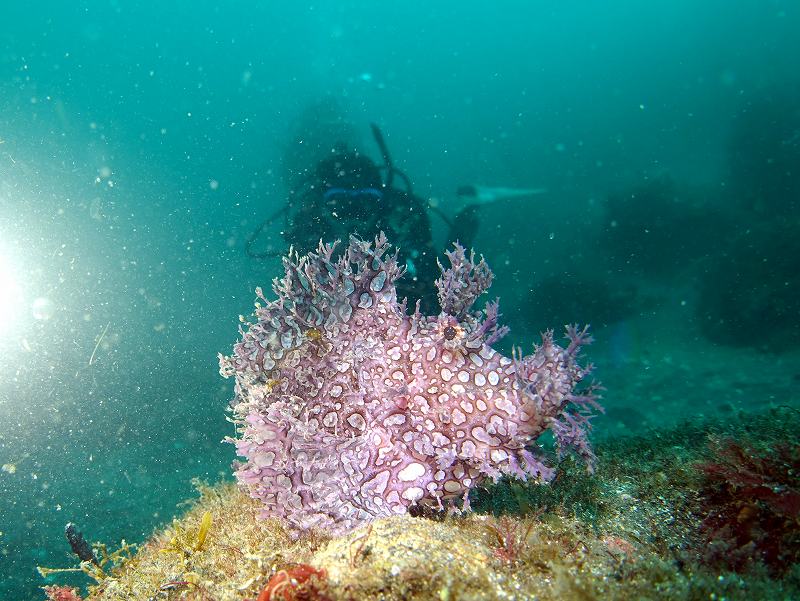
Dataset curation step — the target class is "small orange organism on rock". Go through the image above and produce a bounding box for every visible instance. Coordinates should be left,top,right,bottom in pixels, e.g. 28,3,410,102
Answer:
257,563,328,601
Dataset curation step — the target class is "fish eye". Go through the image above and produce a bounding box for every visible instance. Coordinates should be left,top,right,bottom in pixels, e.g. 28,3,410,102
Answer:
443,325,457,341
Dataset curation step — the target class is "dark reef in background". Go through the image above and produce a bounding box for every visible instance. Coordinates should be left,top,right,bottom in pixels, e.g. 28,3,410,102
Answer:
525,273,638,334
694,218,800,352
600,176,731,279
595,85,800,353
727,85,800,216
693,86,800,352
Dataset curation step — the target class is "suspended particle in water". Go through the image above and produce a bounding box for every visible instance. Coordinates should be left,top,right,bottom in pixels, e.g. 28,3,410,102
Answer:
89,197,103,220
32,297,54,321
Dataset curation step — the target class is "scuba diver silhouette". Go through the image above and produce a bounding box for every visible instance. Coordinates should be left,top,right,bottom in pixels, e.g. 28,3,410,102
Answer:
246,123,545,312
246,124,438,310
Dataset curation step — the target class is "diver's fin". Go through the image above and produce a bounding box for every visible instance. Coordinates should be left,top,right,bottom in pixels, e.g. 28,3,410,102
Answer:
455,184,547,208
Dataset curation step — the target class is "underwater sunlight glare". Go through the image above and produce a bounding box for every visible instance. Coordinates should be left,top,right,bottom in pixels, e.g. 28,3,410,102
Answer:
0,250,23,335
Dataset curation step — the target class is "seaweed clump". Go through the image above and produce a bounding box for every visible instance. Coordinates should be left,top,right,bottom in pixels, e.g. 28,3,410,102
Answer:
698,438,800,576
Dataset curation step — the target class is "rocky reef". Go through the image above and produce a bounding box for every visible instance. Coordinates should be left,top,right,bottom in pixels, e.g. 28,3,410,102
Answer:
43,409,800,601
219,234,601,535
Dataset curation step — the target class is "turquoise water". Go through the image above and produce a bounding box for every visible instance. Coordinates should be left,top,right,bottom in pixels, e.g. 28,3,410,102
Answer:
1,2,798,598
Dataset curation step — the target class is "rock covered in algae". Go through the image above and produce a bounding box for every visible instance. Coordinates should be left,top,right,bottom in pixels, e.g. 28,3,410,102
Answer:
75,410,800,601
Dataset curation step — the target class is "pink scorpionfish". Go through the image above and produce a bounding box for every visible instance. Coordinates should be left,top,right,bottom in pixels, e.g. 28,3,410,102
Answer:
219,233,601,535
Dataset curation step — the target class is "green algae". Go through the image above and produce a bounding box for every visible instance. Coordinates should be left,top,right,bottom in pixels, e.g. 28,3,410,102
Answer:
43,408,800,600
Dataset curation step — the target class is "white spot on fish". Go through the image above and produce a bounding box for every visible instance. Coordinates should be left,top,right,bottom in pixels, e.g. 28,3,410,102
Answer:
432,432,450,446
444,480,462,493
358,292,373,308
362,470,390,494
480,346,496,360
402,486,424,501
339,302,353,322
472,426,500,445
398,462,426,482
495,396,516,417
491,449,509,463
254,451,275,467
461,440,477,457
347,413,366,430
469,353,484,367
384,414,406,426
370,271,387,292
